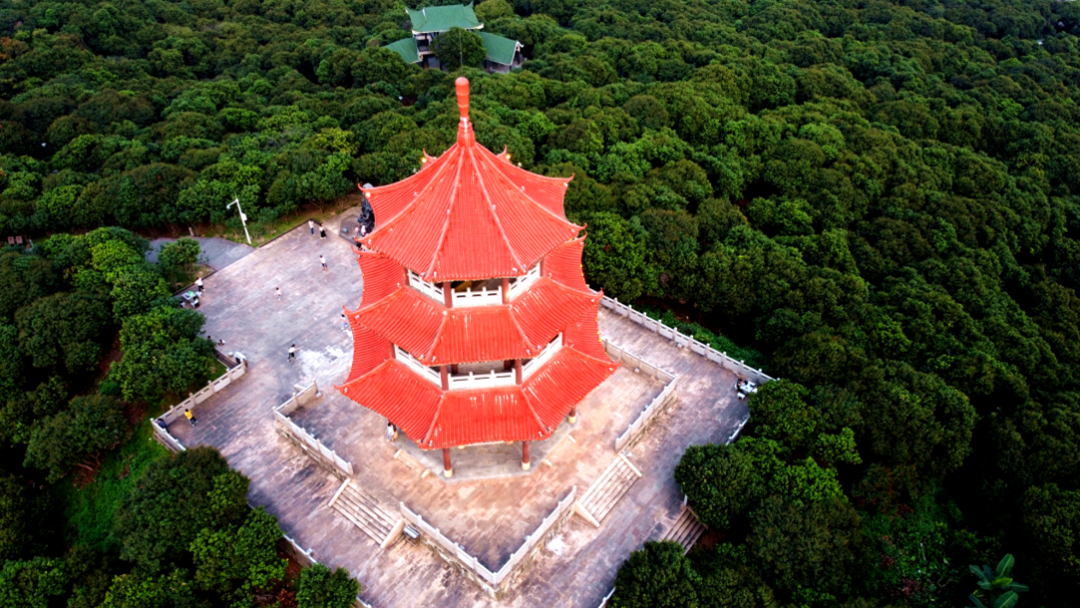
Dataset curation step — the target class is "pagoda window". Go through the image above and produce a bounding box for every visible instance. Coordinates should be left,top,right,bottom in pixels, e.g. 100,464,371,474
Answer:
506,263,541,301
407,269,445,303
394,345,441,386
521,333,562,381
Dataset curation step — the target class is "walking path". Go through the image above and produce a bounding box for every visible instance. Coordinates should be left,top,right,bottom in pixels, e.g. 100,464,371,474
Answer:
166,217,747,607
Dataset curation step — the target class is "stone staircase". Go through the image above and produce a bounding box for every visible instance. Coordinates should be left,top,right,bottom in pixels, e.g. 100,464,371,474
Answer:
574,453,642,527
662,506,705,554
328,479,405,549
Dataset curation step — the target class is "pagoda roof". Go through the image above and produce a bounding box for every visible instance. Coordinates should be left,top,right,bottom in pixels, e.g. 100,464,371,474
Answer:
347,276,600,365
406,3,481,34
336,346,616,449
361,77,579,282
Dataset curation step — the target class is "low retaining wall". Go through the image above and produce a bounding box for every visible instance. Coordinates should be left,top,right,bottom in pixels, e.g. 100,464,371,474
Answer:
399,487,577,596
604,342,680,452
601,297,774,384
153,353,248,452
273,381,355,479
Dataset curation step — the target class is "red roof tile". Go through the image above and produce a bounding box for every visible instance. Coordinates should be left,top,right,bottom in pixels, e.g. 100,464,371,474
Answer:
335,345,617,449
523,347,618,429
352,278,598,365
355,251,404,306
562,301,609,361
361,80,580,282
542,237,590,293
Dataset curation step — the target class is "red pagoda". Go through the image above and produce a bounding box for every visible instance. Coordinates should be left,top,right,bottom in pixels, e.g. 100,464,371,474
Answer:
336,78,617,477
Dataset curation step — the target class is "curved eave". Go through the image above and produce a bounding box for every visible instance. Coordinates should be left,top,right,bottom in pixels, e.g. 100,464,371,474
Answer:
336,346,618,450
350,277,599,365
360,140,580,282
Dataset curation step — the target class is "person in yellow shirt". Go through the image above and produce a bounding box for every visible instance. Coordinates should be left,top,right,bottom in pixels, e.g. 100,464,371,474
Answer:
184,409,197,426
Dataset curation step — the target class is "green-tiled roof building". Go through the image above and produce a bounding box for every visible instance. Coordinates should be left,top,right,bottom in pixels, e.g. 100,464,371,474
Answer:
385,3,524,73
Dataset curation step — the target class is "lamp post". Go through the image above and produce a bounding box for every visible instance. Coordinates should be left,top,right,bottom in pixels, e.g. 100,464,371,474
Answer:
226,196,251,245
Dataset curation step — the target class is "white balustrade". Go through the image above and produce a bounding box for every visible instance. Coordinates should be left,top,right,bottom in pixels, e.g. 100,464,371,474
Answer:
452,285,503,307
447,369,516,389
507,263,540,301
395,346,441,386
408,269,444,303
522,334,561,381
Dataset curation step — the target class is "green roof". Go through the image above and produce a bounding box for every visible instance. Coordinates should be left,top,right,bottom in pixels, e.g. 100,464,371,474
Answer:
384,37,420,64
478,32,520,66
406,3,481,34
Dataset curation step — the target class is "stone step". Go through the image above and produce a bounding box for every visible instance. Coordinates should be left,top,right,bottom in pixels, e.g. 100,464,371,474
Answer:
329,480,399,544
662,507,705,554
576,454,642,526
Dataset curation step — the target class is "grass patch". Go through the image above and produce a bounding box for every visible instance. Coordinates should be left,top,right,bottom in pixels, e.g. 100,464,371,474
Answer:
57,415,170,552
637,304,769,371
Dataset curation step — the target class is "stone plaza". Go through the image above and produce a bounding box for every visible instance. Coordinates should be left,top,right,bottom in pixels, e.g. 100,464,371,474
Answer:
164,211,762,607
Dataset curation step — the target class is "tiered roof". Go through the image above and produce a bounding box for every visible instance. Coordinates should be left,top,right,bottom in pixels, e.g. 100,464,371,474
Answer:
337,78,616,449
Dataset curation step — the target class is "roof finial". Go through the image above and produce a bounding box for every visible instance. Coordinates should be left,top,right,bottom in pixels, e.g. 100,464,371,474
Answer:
455,77,474,145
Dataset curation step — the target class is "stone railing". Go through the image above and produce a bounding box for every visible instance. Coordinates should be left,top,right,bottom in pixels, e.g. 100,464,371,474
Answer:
453,285,502,308
506,263,540,301
153,353,248,452
399,487,577,596
274,381,355,479
447,369,516,390
521,334,561,381
603,341,679,452
395,346,441,386
601,297,774,384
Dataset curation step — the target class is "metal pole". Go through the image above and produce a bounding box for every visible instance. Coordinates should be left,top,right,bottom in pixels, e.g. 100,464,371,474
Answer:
227,196,252,245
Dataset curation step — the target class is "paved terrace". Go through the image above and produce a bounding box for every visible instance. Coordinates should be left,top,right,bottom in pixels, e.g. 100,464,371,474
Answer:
168,216,747,608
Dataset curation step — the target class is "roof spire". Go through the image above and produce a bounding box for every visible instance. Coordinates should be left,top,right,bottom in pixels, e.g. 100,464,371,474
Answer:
455,77,474,145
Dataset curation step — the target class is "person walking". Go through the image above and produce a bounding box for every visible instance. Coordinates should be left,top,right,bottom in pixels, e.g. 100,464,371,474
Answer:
341,314,349,332
185,408,197,426
288,344,297,362
320,255,327,271
309,219,315,235
217,338,225,347
195,276,204,293
275,287,282,300
319,225,326,239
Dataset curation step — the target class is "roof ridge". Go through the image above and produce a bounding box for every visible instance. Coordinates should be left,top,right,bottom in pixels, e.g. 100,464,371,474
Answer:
420,393,447,448
364,145,460,245
474,145,581,230
508,302,541,353
469,143,526,273
422,307,451,363
423,146,467,281
539,273,597,300
354,286,406,315
519,388,551,438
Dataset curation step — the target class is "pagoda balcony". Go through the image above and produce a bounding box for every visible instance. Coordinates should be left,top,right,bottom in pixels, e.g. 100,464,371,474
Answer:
506,263,541,301
394,334,562,390
408,269,503,308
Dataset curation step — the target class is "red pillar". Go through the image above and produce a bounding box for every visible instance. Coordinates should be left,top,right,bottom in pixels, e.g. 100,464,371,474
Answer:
443,448,453,478
514,359,522,384
568,407,578,424
443,282,453,308
521,441,531,471
501,277,510,303
440,365,449,390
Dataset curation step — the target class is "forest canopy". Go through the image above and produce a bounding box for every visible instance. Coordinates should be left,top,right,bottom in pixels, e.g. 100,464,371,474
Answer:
3,0,1080,605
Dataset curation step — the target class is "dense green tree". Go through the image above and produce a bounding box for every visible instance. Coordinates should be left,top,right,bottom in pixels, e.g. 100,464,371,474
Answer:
610,541,701,608
108,306,214,403
0,475,57,562
431,27,487,71
0,557,66,608
190,507,286,603
15,291,112,373
296,564,360,608
23,395,129,483
113,447,249,574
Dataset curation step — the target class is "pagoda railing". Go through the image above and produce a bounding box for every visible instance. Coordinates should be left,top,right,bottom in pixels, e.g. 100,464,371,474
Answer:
395,346,441,386
407,269,444,303
522,334,561,381
452,285,502,308
506,263,540,301
447,368,515,390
